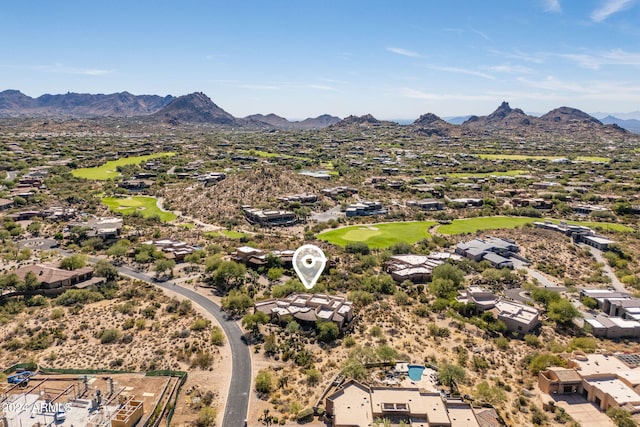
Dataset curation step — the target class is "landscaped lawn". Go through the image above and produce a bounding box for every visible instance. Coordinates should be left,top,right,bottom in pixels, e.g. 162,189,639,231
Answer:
547,219,633,233
204,230,249,239
437,217,536,235
444,169,528,178
101,196,177,222
317,221,437,249
475,154,610,163
72,152,176,180
437,216,633,235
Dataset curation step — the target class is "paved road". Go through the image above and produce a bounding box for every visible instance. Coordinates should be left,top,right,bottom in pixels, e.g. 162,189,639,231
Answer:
116,264,251,427
311,205,344,223
580,244,625,292
512,258,561,288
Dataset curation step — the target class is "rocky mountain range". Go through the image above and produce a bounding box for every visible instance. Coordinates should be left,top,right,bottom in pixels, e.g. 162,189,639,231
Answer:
0,90,637,138
244,113,341,130
408,101,636,142
0,90,173,118
601,116,640,134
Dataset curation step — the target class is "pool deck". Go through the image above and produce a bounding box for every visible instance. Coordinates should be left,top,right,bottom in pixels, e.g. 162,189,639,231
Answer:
401,367,438,391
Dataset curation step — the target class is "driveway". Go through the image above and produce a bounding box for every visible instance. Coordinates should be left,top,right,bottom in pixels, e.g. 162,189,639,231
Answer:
512,258,564,289
116,264,251,427
311,205,344,222
580,244,625,292
548,393,615,427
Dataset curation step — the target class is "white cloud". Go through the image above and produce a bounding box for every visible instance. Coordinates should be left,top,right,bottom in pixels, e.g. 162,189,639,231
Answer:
306,84,337,92
543,0,562,12
591,0,634,22
237,84,280,90
556,48,640,69
33,64,113,75
400,88,495,101
470,27,491,40
487,64,534,74
424,65,495,80
490,49,546,64
519,76,640,101
386,47,421,58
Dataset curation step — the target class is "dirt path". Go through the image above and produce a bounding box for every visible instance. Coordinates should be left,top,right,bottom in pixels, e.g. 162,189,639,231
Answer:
156,196,222,231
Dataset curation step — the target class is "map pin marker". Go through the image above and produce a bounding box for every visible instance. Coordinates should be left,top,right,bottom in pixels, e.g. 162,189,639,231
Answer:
293,244,326,290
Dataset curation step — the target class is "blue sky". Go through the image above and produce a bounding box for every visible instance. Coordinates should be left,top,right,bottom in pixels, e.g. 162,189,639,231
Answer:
1,0,639,119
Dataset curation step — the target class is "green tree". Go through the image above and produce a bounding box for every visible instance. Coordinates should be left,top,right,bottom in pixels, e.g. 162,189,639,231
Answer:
221,290,253,316
26,221,41,236
432,263,465,287
0,273,21,291
607,407,637,427
306,368,321,385
376,344,398,362
59,254,87,271
107,239,130,259
437,363,465,388
195,407,218,427
210,326,225,346
316,321,339,343
345,241,370,255
95,260,119,281
212,261,246,291
154,259,176,279
429,278,458,299
242,311,270,335
255,370,274,394
548,298,581,325
390,242,413,255
475,381,506,405
527,353,566,374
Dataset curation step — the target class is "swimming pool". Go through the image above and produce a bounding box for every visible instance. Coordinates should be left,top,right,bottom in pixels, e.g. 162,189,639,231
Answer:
407,364,425,381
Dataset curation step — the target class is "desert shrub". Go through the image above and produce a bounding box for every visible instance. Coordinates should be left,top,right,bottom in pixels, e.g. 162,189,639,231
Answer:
100,328,122,344
255,370,274,394
122,318,135,330
346,241,370,255
56,289,103,306
195,407,217,427
50,308,65,320
192,351,214,369
210,326,225,346
191,318,210,331
524,334,541,348
296,408,314,422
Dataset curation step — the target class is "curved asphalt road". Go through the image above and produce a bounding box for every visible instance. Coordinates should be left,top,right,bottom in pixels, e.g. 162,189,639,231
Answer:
116,264,251,427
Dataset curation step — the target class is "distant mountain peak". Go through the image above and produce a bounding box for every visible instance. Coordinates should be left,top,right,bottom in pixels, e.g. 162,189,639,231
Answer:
540,106,601,125
0,90,173,118
413,112,444,125
151,92,236,125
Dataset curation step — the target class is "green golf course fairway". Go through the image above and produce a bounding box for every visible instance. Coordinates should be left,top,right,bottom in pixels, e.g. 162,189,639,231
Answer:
437,217,536,234
319,217,632,248
476,154,610,163
72,152,175,180
102,196,177,222
318,221,437,249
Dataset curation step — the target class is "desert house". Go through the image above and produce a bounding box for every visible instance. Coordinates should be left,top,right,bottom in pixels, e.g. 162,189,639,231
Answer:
325,380,480,427
539,353,640,413
254,293,354,331
13,264,103,294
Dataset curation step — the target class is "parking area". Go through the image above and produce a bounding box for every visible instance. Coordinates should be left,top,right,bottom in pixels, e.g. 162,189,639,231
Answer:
546,393,615,427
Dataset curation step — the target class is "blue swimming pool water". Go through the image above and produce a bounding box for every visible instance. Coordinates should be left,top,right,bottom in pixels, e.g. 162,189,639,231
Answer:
408,364,425,381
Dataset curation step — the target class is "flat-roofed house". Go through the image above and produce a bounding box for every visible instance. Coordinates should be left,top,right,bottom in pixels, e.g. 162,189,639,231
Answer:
455,237,518,268
539,353,640,413
494,300,540,334
326,380,480,427
254,293,354,331
385,253,462,283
